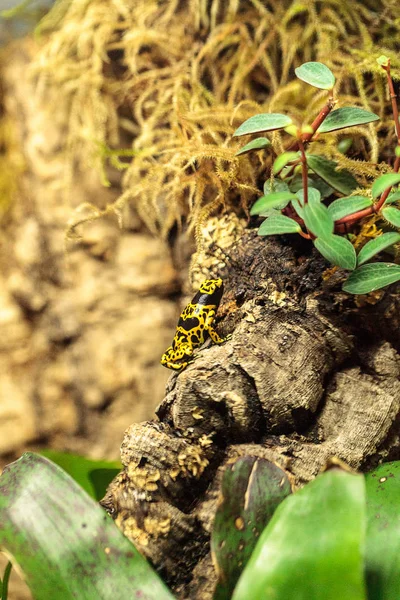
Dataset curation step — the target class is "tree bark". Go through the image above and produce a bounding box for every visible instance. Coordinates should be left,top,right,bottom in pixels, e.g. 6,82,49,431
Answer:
102,231,400,598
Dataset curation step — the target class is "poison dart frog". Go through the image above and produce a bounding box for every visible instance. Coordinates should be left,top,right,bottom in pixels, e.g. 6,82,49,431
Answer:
161,278,229,371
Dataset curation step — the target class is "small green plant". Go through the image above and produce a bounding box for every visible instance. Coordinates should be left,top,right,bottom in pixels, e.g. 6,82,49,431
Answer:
234,59,400,295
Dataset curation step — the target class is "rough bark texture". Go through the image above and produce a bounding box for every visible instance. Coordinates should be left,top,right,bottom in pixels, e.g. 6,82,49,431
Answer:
102,232,400,599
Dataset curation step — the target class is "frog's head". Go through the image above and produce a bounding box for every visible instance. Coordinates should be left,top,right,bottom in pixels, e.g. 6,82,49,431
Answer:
199,278,223,295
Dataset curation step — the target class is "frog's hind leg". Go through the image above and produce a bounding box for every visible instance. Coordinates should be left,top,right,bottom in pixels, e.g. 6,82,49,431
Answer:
205,310,229,344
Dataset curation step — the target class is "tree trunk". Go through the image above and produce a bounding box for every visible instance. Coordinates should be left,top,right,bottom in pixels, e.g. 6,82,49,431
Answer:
102,231,400,598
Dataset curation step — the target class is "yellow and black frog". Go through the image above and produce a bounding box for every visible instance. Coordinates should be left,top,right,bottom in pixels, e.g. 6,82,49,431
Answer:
161,278,229,371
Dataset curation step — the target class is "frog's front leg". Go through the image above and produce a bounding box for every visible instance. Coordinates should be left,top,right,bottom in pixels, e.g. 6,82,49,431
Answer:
205,310,229,344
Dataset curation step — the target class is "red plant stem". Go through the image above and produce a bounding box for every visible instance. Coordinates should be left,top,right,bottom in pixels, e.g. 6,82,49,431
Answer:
298,139,308,204
336,62,400,226
288,96,335,151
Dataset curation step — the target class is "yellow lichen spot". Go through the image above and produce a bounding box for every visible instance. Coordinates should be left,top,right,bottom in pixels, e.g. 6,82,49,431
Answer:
268,290,287,306
117,516,149,547
235,517,245,531
168,467,180,480
104,547,111,554
176,446,209,478
144,516,171,537
127,465,160,492
198,434,213,448
192,406,204,420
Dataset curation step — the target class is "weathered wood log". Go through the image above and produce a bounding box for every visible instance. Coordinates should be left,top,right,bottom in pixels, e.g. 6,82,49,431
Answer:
102,231,400,598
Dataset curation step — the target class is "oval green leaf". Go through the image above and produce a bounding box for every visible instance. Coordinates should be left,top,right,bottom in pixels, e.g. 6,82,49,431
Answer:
291,198,304,219
0,453,174,600
39,450,122,501
385,190,400,205
296,186,321,205
295,62,335,90
233,114,292,137
232,469,366,600
258,213,301,236
303,194,334,238
211,457,292,600
328,195,373,221
372,173,400,199
357,232,400,266
365,462,400,600
318,108,379,134
343,262,400,294
235,137,271,156
250,191,296,216
382,206,400,228
263,179,289,195
314,234,357,270
272,152,300,174
307,154,358,195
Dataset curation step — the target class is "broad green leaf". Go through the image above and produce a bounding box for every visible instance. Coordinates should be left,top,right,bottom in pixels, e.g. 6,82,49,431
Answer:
382,206,400,228
211,457,292,600
233,114,292,137
235,137,271,156
39,450,122,501
318,108,379,134
343,263,400,294
272,152,299,174
289,174,334,199
232,469,366,600
357,232,400,266
0,453,174,600
263,179,290,195
307,154,358,195
291,198,304,219
372,173,400,199
365,462,400,600
303,191,334,238
315,235,357,270
250,191,296,216
385,190,400,205
295,62,335,90
328,195,373,221
258,213,301,236
296,186,321,205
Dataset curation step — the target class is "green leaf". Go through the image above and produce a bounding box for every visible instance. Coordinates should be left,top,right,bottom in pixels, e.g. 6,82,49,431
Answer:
318,108,379,134
250,191,297,216
303,190,334,238
337,137,353,154
307,154,358,195
272,152,300,174
1,562,12,600
235,137,271,156
372,173,400,199
296,186,321,205
385,190,400,205
232,469,366,600
295,62,335,90
263,179,289,195
382,206,400,228
0,453,174,600
258,213,301,236
39,450,122,501
357,232,400,266
233,114,292,137
328,195,373,221
343,263,400,294
365,462,400,600
211,457,292,600
289,174,334,199
314,235,357,270
291,198,304,219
